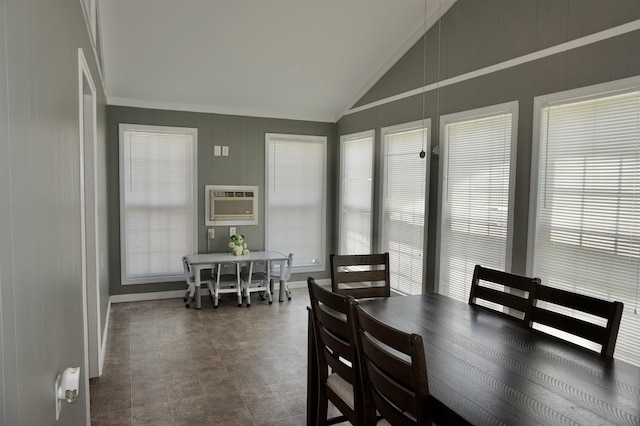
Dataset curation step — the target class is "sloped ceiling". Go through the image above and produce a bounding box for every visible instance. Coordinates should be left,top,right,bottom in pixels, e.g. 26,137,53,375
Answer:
99,0,452,122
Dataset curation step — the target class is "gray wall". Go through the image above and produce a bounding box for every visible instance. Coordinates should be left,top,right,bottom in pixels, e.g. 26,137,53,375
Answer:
0,0,109,424
337,0,640,292
107,106,336,295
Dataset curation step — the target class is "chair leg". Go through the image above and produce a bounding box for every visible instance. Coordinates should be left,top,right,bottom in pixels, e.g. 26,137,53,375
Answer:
277,280,292,302
285,282,292,300
185,286,196,308
266,282,273,304
207,281,214,305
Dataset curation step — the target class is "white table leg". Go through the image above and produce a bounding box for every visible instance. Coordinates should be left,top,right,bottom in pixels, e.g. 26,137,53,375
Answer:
279,260,285,302
195,265,202,309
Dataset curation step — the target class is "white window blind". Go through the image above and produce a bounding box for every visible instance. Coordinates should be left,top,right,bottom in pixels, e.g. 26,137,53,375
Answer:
438,103,517,302
380,121,429,295
339,131,374,255
119,124,197,284
530,84,640,366
265,133,326,272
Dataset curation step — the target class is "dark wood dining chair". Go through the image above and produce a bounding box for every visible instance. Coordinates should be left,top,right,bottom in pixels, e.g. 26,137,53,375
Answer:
331,253,391,299
468,264,540,324
351,302,431,426
530,284,623,358
307,277,363,425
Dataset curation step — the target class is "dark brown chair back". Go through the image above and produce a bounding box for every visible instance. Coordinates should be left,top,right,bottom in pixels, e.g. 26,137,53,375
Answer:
531,284,623,358
468,265,540,324
307,277,362,425
352,303,431,426
331,253,391,299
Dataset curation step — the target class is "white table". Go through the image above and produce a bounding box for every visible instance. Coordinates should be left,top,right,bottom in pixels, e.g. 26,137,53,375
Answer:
185,251,290,309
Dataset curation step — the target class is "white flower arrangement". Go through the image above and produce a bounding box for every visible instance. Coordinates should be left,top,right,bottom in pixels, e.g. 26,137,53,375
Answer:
228,233,249,256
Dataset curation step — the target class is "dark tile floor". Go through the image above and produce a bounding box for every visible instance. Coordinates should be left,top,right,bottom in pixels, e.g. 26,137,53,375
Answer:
90,287,311,425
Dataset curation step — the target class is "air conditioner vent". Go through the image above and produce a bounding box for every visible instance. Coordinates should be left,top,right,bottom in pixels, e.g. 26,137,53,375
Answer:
205,185,259,226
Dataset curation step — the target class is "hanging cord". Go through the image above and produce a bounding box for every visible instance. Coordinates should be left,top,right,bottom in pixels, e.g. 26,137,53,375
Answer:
424,0,443,159
435,0,442,151
419,0,428,159
634,93,640,314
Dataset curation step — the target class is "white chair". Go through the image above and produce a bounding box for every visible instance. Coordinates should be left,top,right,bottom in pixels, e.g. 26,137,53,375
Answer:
183,256,214,308
213,262,242,308
241,260,272,307
270,252,293,302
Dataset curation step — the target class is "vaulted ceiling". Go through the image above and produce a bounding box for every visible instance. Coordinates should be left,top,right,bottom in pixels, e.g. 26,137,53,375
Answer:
99,0,453,122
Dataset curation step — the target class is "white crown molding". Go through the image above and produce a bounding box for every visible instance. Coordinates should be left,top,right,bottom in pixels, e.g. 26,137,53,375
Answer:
108,96,335,123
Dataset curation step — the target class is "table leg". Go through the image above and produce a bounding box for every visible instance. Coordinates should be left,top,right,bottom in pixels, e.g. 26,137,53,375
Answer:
195,266,202,309
266,261,271,302
279,260,285,302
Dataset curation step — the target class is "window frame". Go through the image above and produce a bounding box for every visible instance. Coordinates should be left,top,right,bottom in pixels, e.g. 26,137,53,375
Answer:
118,123,198,285
338,129,374,255
379,119,430,295
264,132,327,274
435,101,519,298
528,77,640,364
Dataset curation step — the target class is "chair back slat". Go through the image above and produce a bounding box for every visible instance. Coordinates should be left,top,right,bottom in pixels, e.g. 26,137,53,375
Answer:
182,256,192,276
531,284,623,358
334,269,387,284
331,253,391,299
368,364,418,426
469,264,540,324
282,252,294,281
359,337,417,412
352,303,431,425
473,286,532,314
313,302,349,336
531,308,608,343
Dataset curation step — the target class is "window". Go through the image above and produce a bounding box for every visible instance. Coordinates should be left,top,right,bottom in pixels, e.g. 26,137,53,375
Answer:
437,102,518,302
119,124,197,284
265,133,327,272
339,130,374,255
380,121,429,295
529,79,640,365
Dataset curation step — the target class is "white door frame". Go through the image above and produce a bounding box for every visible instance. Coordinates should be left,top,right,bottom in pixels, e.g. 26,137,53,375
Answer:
78,48,100,424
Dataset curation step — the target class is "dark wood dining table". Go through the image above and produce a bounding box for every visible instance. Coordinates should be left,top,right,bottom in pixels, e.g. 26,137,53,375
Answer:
307,293,640,425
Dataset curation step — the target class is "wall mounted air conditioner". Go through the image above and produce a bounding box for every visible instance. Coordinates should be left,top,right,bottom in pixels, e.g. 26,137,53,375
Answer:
205,185,258,226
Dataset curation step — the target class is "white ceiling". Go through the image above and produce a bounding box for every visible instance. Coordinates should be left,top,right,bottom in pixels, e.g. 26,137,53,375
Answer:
99,0,451,123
